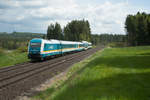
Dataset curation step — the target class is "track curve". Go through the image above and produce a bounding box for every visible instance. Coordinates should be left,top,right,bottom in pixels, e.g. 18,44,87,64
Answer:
0,47,103,100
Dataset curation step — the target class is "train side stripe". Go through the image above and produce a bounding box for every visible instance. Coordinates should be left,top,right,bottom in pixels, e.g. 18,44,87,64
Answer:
42,47,84,53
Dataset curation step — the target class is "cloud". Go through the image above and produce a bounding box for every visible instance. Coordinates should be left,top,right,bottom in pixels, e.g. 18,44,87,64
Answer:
0,0,19,9
0,0,147,34
87,1,129,34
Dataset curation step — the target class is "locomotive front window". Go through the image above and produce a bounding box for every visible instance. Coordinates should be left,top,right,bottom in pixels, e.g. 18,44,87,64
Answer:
30,43,41,47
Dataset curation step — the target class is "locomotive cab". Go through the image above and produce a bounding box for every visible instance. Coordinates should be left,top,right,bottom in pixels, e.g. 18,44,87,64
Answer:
28,39,42,59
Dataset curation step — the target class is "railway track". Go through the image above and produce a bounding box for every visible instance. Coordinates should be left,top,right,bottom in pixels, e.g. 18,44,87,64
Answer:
0,51,82,76
0,47,102,100
0,49,90,75
0,49,93,79
0,51,90,89
0,62,32,73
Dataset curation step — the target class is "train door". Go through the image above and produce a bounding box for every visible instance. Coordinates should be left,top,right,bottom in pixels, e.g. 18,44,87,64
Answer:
60,41,62,55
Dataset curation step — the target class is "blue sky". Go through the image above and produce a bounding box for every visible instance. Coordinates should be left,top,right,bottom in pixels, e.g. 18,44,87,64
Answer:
0,0,150,34
129,0,150,7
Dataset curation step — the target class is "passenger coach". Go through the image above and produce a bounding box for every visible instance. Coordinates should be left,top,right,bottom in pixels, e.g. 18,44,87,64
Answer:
28,38,90,60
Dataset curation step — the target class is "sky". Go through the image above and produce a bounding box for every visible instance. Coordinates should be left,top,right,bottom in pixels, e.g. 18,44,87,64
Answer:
0,0,150,34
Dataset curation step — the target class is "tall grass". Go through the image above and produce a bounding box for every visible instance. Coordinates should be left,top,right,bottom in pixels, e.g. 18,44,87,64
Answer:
0,50,29,68
0,48,4,55
34,46,150,100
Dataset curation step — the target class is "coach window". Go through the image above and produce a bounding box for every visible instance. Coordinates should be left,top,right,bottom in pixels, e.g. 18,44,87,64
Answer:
44,44,54,51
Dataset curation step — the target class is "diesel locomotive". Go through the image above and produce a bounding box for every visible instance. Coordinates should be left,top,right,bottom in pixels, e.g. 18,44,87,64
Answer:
28,38,92,60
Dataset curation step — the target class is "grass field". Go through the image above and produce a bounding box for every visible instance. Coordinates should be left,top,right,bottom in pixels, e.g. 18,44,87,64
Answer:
0,50,29,68
34,46,150,100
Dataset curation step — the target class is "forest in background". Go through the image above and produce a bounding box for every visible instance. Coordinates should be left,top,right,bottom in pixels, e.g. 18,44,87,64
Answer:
0,32,45,50
0,32,125,50
125,12,150,46
1,11,150,51
0,19,126,51
47,19,126,46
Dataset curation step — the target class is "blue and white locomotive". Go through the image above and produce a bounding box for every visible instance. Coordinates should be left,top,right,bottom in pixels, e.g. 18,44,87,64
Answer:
28,38,91,60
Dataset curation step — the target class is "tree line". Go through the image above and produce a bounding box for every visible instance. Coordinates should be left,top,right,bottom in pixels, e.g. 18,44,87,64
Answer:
47,19,126,45
125,12,150,46
2,12,150,50
91,34,126,45
0,32,44,50
0,19,128,50
47,19,91,42
0,30,126,50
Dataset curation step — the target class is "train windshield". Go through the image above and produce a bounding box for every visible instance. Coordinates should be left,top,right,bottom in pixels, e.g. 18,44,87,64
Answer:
30,42,41,48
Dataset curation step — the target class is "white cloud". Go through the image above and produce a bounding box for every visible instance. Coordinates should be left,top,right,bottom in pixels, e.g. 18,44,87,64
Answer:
0,0,147,34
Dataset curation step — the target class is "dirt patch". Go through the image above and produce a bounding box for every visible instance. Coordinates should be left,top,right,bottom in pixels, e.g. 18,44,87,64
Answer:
16,68,69,100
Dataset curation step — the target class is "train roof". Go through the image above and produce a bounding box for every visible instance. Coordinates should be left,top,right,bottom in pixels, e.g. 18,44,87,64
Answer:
30,38,42,43
43,39,60,44
60,40,82,44
30,38,60,44
82,41,89,44
88,42,92,45
30,38,83,44
82,41,92,45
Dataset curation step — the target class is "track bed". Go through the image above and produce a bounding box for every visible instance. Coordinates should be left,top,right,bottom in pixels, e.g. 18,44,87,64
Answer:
0,47,102,100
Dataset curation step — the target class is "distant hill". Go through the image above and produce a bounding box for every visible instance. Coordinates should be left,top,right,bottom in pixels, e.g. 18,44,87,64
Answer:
0,32,45,39
0,32,46,50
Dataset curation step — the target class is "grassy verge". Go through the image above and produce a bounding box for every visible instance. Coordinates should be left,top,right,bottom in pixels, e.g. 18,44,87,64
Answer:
34,46,150,100
0,50,29,68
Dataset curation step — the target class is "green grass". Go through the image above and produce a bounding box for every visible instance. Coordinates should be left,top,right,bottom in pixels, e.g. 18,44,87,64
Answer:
0,50,29,68
34,46,150,100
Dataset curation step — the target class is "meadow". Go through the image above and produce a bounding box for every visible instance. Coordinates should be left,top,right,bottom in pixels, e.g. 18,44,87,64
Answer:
0,49,29,68
34,46,150,100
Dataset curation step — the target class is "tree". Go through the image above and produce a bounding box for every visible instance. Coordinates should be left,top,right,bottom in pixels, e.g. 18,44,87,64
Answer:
47,23,63,40
91,34,126,45
125,12,150,46
64,19,91,41
47,24,55,39
54,22,63,40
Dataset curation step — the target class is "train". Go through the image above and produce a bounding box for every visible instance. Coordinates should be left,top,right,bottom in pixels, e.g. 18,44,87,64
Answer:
28,38,92,60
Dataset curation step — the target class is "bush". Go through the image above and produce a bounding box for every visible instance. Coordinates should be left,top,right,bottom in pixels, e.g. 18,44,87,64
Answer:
0,48,4,54
108,42,127,48
17,46,28,52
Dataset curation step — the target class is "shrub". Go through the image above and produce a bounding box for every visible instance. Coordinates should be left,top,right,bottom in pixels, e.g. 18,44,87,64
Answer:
108,42,127,48
17,46,28,52
0,48,4,53
0,48,4,55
